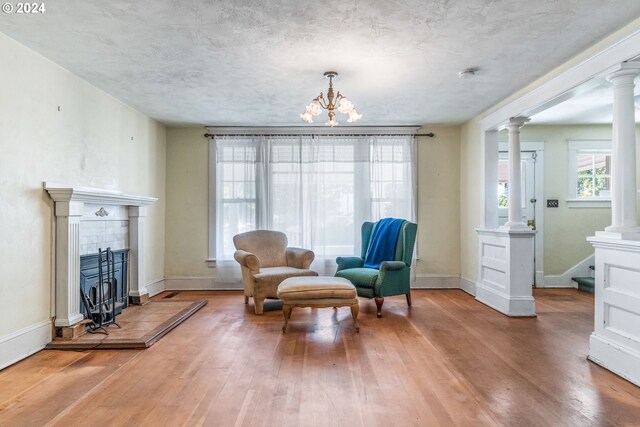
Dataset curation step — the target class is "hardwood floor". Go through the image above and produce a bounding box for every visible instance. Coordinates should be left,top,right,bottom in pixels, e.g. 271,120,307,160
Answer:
1,289,639,426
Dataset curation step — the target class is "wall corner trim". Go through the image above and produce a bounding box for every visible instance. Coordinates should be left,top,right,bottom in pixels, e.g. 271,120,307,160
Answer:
459,277,477,296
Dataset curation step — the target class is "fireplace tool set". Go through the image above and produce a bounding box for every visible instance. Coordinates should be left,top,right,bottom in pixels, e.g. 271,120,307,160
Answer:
80,247,121,334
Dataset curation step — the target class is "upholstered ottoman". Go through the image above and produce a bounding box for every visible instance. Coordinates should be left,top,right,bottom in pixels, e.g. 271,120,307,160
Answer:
277,276,359,333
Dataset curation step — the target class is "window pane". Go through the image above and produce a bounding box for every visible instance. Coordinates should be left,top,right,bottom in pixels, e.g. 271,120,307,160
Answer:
575,151,611,199
594,177,610,197
576,154,594,175
577,177,593,197
222,202,256,256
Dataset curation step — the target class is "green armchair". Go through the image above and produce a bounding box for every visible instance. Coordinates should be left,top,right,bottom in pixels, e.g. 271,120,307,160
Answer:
335,220,417,317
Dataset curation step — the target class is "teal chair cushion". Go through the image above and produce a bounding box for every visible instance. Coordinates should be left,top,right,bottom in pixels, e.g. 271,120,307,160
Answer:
335,268,380,289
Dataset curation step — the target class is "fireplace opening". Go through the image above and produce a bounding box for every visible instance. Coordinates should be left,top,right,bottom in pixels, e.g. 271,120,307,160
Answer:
80,248,128,332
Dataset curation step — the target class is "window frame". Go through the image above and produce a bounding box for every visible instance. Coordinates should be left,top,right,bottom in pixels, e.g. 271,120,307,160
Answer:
567,140,612,208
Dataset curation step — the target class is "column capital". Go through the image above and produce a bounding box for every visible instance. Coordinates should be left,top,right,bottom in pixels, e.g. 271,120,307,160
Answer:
606,62,640,83
53,200,85,217
506,116,530,130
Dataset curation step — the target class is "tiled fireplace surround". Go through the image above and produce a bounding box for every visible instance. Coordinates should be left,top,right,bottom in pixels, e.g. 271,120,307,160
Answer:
45,183,157,330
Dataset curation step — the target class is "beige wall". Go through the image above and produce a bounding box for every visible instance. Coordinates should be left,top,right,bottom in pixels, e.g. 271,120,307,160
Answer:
416,126,461,275
164,127,211,277
0,33,166,337
459,118,482,282
164,126,462,279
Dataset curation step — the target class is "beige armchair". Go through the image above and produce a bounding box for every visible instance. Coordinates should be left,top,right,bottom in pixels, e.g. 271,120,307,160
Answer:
233,230,318,314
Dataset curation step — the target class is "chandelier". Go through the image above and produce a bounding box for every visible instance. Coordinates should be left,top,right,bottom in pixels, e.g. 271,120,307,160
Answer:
300,71,362,126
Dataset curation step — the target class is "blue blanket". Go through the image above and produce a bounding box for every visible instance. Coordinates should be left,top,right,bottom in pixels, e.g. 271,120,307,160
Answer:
363,218,404,269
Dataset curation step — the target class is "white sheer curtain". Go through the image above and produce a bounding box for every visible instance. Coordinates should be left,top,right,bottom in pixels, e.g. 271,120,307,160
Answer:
213,133,416,280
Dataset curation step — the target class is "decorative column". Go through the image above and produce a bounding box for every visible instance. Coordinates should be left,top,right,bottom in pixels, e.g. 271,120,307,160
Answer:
587,63,640,387
128,206,149,304
53,200,85,327
502,116,530,230
599,63,640,240
475,116,536,317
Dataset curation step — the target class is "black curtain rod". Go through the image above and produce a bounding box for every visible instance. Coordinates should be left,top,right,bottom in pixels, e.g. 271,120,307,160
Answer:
203,132,435,138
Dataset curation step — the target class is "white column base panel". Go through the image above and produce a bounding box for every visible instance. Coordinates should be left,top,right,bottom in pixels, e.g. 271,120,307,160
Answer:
475,228,536,317
596,229,640,241
0,320,51,370
587,236,640,386
475,283,536,316
589,333,640,387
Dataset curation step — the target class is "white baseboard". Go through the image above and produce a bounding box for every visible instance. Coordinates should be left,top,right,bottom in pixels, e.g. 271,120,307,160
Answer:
541,254,594,288
413,274,460,289
0,320,51,371
589,333,640,387
164,276,242,291
459,277,477,296
166,275,465,292
146,278,165,297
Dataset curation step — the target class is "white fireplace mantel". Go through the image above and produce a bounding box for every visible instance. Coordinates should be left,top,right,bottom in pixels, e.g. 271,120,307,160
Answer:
44,183,157,207
44,183,158,328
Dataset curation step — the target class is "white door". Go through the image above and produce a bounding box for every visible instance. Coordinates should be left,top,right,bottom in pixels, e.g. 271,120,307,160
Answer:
497,151,536,228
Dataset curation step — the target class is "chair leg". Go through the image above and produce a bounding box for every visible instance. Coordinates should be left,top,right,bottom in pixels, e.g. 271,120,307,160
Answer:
282,304,293,333
375,297,384,318
244,295,249,304
406,292,412,307
254,297,265,315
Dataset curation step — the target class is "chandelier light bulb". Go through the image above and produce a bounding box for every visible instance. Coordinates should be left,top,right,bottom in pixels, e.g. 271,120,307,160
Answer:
300,111,314,123
337,97,354,114
347,109,362,123
308,100,322,116
300,71,361,126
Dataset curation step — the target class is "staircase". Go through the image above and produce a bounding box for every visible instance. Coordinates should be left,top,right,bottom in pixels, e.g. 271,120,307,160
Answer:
572,265,595,293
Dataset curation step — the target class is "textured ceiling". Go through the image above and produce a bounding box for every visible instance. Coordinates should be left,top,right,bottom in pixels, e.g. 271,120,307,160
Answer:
3,1,640,126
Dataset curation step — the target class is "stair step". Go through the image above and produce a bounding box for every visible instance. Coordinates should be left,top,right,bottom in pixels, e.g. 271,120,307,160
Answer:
572,276,594,293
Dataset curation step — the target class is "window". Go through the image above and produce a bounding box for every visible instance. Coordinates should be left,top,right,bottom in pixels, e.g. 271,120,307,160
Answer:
567,140,612,208
576,152,611,198
210,134,416,271
216,142,261,258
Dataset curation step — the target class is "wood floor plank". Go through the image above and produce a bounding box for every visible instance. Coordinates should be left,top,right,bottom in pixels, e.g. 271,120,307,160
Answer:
1,289,639,426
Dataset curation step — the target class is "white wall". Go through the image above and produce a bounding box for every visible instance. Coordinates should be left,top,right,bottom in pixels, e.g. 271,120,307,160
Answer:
0,32,166,365
164,126,462,286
